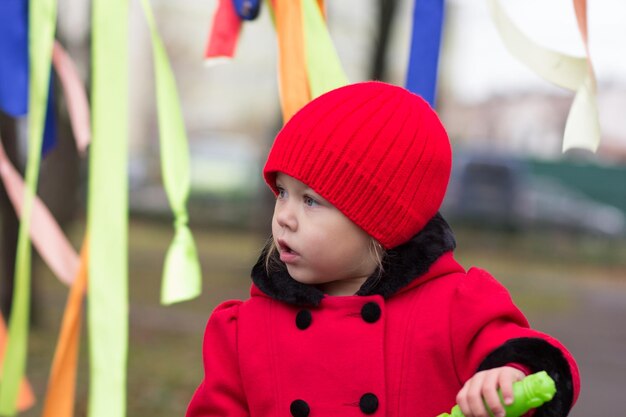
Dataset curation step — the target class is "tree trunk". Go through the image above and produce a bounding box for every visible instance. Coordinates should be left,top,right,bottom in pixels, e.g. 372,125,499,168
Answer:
370,0,399,81
0,111,20,319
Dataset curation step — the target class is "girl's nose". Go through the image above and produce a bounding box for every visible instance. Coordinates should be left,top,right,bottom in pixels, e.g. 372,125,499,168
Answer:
275,203,297,231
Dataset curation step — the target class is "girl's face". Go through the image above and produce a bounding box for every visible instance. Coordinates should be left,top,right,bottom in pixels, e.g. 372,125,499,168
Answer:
272,173,378,296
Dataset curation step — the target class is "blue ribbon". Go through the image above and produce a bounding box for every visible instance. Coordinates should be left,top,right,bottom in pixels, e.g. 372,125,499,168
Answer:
42,78,57,155
232,0,262,20
0,0,29,116
0,0,57,153
405,0,444,107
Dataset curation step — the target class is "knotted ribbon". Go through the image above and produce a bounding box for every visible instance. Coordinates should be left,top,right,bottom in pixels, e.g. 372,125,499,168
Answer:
139,0,202,305
487,0,600,152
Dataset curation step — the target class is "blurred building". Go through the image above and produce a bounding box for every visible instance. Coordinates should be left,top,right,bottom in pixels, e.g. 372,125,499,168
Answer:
439,85,626,163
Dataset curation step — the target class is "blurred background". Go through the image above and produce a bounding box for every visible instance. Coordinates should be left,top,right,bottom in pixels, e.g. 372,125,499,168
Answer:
1,0,625,416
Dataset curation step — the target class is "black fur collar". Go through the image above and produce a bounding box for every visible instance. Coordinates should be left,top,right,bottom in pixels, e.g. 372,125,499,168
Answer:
251,213,456,307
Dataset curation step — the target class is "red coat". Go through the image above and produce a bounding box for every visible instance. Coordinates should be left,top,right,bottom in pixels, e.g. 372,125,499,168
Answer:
187,217,579,417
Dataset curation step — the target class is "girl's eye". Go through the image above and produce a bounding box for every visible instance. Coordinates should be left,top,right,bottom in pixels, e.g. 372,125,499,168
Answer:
303,195,319,207
277,187,287,199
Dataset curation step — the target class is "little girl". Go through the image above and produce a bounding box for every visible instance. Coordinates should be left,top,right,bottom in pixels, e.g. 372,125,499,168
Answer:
186,82,580,417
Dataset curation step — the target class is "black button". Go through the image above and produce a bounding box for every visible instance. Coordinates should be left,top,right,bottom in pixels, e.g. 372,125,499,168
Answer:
290,399,310,417
359,393,379,414
361,302,381,323
296,310,312,330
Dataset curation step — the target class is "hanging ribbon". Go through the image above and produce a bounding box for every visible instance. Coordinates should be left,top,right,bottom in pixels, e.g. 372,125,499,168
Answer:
233,0,262,20
0,140,79,285
42,79,57,155
139,0,202,305
88,1,129,417
269,0,342,122
39,40,91,417
405,0,444,107
0,0,57,413
52,41,91,154
487,0,600,152
0,0,28,116
0,0,57,153
0,314,34,412
204,0,338,106
301,0,347,99
568,0,599,152
0,38,88,416
0,40,89,288
204,0,242,61
41,240,88,417
275,0,309,122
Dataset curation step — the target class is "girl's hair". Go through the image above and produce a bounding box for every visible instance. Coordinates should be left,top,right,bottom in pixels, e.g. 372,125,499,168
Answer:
263,237,386,281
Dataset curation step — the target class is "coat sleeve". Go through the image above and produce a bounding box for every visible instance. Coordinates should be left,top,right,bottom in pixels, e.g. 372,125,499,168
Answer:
186,300,250,417
450,268,580,417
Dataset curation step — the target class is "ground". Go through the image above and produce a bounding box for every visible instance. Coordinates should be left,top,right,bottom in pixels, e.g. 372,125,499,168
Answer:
15,219,626,417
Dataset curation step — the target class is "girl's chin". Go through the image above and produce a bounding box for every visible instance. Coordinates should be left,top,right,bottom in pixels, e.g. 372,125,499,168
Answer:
285,267,326,286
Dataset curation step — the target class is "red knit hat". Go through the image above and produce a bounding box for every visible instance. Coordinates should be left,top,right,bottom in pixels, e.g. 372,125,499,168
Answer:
264,81,452,249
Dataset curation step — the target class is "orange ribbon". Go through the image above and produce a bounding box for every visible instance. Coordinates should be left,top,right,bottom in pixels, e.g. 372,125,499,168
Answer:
41,239,88,417
275,0,310,122
573,0,593,73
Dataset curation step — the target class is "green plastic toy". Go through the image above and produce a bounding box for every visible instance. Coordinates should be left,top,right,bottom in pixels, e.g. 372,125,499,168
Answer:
437,371,556,417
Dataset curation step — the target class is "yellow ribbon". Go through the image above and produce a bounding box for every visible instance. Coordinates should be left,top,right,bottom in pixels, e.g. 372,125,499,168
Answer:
0,0,57,412
0,314,34,412
88,0,129,416
139,0,202,305
302,0,347,99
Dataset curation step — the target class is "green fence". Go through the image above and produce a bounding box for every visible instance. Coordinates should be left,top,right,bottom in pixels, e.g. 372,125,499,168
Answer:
529,160,626,214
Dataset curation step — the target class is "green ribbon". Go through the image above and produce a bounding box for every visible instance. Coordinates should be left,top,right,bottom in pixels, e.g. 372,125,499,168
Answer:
139,0,202,305
302,0,348,98
87,0,129,416
0,0,57,414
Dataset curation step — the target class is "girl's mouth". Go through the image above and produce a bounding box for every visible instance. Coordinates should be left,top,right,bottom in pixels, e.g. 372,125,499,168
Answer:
277,239,299,263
